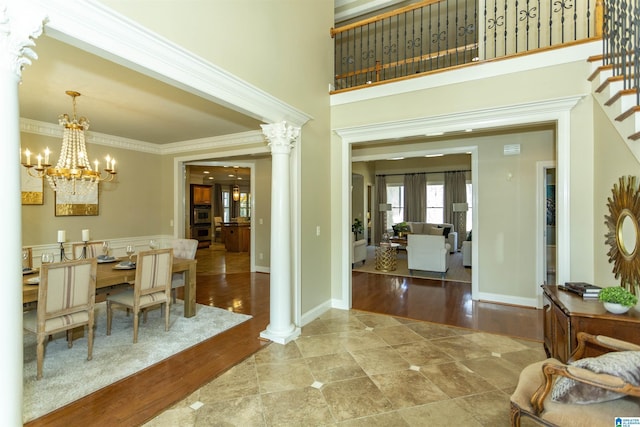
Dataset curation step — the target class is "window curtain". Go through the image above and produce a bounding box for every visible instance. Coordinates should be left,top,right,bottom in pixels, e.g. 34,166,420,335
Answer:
444,171,467,248
403,173,426,222
375,175,387,244
213,184,223,217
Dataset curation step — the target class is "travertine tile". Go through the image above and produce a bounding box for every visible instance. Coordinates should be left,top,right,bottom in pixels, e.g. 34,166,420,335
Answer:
407,322,471,340
339,329,389,352
261,387,334,426
373,324,425,346
463,332,530,354
420,361,496,398
254,341,302,364
461,356,523,389
455,390,513,426
336,411,410,426
370,369,449,408
350,346,410,375
355,313,403,328
428,336,493,360
398,400,483,426
321,377,394,421
197,357,259,403
305,351,367,384
194,395,265,426
392,340,455,366
295,332,348,358
256,358,315,393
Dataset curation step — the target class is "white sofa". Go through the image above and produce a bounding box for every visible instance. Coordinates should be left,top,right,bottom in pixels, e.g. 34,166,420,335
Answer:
406,222,458,252
406,234,449,278
351,234,367,267
462,240,471,267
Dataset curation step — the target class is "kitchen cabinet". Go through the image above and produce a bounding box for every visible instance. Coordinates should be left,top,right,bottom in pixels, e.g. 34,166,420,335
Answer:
221,222,250,252
191,184,212,205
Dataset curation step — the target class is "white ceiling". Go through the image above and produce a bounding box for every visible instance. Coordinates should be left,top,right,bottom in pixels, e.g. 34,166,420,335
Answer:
18,1,405,147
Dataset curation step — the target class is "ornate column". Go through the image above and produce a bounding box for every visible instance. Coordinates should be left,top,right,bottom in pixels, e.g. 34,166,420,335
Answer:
0,1,45,423
260,121,301,344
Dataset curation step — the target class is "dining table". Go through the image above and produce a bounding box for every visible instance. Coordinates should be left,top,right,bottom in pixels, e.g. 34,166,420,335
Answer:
22,256,198,318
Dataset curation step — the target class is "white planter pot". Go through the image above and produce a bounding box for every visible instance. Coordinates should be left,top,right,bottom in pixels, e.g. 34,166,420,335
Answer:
603,302,631,314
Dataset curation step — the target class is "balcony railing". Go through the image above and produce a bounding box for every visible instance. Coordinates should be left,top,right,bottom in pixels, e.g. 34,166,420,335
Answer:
602,0,639,106
331,0,603,92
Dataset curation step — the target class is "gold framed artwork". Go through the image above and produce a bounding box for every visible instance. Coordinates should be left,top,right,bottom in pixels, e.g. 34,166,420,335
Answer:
55,185,99,216
21,168,44,205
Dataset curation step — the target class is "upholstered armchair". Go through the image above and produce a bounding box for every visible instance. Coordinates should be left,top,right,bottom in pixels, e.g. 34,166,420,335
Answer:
24,258,98,379
351,234,367,267
510,332,640,426
170,238,198,302
406,234,449,278
107,248,174,343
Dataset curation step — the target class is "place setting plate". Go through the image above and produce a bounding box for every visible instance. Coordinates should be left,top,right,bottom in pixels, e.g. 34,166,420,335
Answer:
97,256,118,264
26,277,40,285
113,261,136,270
22,268,39,275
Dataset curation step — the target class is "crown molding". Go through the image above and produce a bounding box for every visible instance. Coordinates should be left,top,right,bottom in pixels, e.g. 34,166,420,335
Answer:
20,118,266,155
32,0,312,128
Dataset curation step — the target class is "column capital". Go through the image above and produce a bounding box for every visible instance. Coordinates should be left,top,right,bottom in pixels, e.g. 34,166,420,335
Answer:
261,121,300,155
0,1,46,78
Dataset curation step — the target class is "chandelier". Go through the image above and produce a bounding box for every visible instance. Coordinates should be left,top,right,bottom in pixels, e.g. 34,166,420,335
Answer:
21,90,117,196
232,167,240,202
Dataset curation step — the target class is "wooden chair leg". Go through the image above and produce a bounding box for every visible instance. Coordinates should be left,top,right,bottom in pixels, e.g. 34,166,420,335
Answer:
133,310,139,343
106,300,112,336
36,333,45,380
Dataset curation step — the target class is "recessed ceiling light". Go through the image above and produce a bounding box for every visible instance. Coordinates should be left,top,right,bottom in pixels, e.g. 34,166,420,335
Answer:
426,131,444,136
389,157,405,160
228,174,235,177
464,129,473,132
203,171,210,174
208,176,214,180
425,154,444,158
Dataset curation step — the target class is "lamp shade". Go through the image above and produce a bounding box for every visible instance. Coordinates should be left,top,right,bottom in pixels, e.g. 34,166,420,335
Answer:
452,202,469,212
379,203,392,211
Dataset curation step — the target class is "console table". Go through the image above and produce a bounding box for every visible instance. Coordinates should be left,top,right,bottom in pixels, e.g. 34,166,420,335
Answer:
542,285,640,362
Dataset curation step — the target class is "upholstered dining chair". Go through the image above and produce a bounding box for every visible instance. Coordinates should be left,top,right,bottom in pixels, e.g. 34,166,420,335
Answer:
72,241,105,259
22,246,33,269
106,248,173,343
169,238,198,303
23,258,98,380
510,332,640,426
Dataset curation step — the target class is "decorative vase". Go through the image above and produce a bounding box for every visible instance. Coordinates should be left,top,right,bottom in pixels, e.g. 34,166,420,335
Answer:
603,302,631,314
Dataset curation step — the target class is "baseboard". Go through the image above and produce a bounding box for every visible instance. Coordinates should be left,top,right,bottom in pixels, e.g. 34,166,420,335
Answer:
299,299,334,327
475,291,538,308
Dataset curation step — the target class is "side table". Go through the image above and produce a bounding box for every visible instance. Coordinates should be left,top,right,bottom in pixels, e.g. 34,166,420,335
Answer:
375,243,399,271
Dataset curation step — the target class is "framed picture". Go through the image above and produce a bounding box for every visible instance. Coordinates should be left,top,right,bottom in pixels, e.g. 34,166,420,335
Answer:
21,168,44,205
55,184,99,216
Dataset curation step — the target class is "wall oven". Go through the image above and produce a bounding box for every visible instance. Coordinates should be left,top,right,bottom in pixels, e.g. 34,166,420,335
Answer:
193,206,211,224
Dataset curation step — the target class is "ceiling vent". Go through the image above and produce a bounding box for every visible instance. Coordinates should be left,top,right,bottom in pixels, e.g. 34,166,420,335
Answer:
504,144,521,156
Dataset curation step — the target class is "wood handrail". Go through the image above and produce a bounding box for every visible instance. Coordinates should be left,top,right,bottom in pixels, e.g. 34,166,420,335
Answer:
335,42,478,80
331,0,444,38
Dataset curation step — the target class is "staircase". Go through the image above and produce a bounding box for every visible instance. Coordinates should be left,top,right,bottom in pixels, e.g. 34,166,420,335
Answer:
588,56,640,161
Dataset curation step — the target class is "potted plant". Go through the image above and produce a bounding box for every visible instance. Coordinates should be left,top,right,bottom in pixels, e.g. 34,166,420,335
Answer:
392,222,410,237
352,218,364,238
599,286,638,314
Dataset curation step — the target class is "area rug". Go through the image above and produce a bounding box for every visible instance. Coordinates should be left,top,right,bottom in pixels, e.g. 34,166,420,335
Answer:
23,300,252,423
353,246,471,283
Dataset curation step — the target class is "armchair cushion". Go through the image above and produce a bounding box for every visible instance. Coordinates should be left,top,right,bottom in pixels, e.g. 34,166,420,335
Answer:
552,351,640,404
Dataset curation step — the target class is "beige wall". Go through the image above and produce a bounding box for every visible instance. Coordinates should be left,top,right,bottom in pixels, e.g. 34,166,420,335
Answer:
21,132,164,246
99,0,334,315
593,102,640,287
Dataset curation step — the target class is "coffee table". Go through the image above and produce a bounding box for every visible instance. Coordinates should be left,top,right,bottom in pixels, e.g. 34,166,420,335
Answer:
375,243,400,271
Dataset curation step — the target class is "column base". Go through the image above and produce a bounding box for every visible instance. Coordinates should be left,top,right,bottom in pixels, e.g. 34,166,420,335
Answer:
260,325,301,345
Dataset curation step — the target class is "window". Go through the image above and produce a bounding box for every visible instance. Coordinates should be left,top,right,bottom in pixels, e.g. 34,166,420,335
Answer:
222,191,230,222
426,184,444,223
466,183,473,231
386,184,404,226
239,192,251,218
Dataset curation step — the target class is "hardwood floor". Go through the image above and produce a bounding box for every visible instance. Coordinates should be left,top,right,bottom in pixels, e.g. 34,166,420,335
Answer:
25,245,542,426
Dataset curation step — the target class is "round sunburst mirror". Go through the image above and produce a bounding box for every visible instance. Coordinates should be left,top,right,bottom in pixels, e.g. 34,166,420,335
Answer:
605,176,640,295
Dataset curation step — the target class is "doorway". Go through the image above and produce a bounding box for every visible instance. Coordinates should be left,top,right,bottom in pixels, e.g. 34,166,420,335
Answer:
544,166,557,285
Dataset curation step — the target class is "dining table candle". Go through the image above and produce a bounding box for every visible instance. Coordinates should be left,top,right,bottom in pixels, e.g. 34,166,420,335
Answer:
82,229,90,242
57,230,66,243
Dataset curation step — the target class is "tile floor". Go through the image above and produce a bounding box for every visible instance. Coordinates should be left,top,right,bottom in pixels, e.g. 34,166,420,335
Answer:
144,309,547,426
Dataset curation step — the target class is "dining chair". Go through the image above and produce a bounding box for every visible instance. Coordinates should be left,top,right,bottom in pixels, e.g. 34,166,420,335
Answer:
22,246,33,269
23,258,98,380
72,241,105,259
214,216,223,242
106,248,173,343
169,238,198,303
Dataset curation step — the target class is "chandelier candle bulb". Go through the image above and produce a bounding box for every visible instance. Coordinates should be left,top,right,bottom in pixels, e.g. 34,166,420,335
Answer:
82,229,90,242
57,230,66,243
44,147,50,165
24,149,31,166
37,154,41,169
